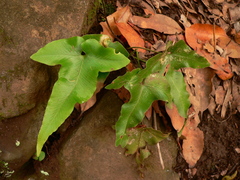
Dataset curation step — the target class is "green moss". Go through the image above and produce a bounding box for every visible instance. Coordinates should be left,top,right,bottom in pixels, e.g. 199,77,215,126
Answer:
81,0,100,35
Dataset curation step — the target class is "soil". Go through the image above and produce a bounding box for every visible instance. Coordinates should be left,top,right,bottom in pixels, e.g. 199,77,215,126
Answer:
174,110,240,179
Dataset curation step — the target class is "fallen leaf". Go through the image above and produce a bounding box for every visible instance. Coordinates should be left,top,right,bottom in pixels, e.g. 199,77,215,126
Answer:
180,14,191,28
141,1,155,15
186,24,240,58
116,22,146,53
184,67,215,113
234,32,240,44
145,106,152,120
215,86,225,105
166,103,185,132
79,81,104,113
112,86,130,103
100,5,132,40
181,107,204,168
221,80,232,118
130,14,183,34
185,23,240,80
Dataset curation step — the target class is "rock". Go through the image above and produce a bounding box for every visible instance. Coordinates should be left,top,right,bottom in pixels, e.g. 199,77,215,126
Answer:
0,0,99,176
25,91,179,180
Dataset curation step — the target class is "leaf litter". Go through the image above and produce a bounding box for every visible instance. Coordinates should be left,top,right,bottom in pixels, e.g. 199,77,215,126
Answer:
101,0,240,179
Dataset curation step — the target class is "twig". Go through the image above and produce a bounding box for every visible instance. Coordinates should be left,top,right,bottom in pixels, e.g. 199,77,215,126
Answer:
153,110,165,169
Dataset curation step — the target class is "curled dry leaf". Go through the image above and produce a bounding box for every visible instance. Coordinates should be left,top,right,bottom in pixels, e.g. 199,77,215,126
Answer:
130,14,183,34
100,5,132,40
185,24,240,80
116,22,146,53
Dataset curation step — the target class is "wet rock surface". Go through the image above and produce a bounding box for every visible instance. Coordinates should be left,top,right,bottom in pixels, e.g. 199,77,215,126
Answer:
0,0,98,176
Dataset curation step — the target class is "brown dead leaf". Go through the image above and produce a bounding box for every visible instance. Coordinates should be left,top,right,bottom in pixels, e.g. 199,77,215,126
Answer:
184,67,215,113
166,104,204,167
221,80,232,118
182,119,204,168
185,24,240,80
215,86,225,105
181,107,204,168
112,86,130,103
116,22,146,53
130,14,183,34
145,106,152,120
140,1,155,15
166,104,185,132
100,5,132,40
234,32,240,44
186,24,240,58
75,81,104,113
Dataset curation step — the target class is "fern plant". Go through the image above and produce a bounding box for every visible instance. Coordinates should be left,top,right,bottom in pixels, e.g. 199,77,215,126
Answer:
31,34,210,159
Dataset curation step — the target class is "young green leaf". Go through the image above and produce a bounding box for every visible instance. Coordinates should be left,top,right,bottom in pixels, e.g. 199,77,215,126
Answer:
31,35,130,157
136,148,151,166
165,69,190,118
106,72,171,147
106,40,210,148
125,127,169,155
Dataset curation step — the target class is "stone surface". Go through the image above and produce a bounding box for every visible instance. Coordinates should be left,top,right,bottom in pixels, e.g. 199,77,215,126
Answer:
22,91,179,180
0,0,99,176
0,0,98,119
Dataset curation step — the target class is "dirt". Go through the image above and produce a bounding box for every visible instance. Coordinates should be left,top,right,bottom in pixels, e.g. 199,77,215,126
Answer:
174,110,240,179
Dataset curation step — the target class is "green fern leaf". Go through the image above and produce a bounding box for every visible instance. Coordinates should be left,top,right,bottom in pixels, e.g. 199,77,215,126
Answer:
31,35,130,156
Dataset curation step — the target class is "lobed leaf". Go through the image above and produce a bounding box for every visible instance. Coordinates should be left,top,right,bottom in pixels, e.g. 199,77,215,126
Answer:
165,69,190,118
125,127,169,155
107,72,171,147
31,35,130,156
164,40,210,69
107,40,210,148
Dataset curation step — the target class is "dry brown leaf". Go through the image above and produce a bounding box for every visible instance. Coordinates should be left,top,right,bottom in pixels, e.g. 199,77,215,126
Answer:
182,120,204,168
165,104,185,132
186,24,240,58
229,5,240,23
208,96,217,115
221,80,232,118
130,14,183,34
166,104,204,167
100,5,132,40
116,22,146,53
231,81,240,112
75,81,104,113
145,106,152,120
181,107,204,168
141,1,155,15
184,67,215,113
185,24,240,80
234,32,240,44
215,86,225,105
112,86,130,103
180,14,191,28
